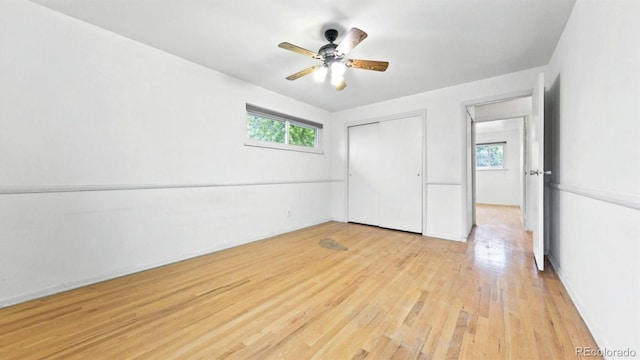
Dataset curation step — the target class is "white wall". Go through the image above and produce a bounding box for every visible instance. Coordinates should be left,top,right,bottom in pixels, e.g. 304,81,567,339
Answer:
0,0,332,306
475,121,523,206
545,0,640,355
331,67,544,241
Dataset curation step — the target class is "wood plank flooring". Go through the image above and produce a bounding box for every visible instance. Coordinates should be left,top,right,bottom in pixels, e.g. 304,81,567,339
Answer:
0,205,600,359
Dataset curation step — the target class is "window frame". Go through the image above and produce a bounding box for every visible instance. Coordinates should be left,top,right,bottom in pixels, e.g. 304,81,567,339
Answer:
245,104,323,154
475,141,506,170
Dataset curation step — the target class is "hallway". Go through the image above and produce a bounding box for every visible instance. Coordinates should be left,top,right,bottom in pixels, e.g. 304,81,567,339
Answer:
467,204,600,358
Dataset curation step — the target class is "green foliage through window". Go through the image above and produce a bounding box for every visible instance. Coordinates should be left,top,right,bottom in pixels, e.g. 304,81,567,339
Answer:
247,115,286,143
246,109,319,149
289,123,316,147
476,143,505,169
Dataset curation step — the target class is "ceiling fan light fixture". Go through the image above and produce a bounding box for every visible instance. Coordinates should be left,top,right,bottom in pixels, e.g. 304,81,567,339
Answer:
313,65,328,82
330,61,346,86
330,61,346,77
330,73,344,87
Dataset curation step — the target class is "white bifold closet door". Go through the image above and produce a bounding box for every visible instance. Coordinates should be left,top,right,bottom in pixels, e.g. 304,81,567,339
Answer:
348,115,422,233
347,122,380,226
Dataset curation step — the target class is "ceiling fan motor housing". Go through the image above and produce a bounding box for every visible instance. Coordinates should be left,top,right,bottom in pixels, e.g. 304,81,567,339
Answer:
318,43,341,63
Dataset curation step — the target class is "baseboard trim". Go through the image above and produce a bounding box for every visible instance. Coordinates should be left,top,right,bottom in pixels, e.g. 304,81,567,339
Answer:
0,218,332,308
424,232,466,242
547,255,608,357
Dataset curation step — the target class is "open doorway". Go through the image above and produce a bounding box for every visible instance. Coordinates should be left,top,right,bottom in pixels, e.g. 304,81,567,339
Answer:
474,118,525,224
463,73,548,271
466,96,532,229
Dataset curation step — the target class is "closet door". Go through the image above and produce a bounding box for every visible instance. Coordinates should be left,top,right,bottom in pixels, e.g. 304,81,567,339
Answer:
379,116,423,233
348,123,380,226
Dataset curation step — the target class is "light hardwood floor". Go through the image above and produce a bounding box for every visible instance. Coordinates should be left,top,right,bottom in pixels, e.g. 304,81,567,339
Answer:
0,205,600,359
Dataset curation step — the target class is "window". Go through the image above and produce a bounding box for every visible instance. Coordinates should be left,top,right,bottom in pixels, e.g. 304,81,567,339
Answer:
476,142,505,169
245,104,322,153
247,114,286,144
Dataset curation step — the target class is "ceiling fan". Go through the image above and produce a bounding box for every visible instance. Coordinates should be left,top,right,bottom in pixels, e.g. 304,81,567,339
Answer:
278,28,389,91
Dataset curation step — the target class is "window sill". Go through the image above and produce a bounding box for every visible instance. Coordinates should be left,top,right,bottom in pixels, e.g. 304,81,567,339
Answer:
244,140,324,154
476,168,508,171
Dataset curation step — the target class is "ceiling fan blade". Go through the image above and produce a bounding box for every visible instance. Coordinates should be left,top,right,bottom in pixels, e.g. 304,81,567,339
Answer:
278,42,319,58
346,59,389,72
285,65,322,80
335,79,347,91
336,28,368,54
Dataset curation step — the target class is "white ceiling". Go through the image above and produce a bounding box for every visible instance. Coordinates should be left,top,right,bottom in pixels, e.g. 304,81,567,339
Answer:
28,0,575,112
476,118,523,134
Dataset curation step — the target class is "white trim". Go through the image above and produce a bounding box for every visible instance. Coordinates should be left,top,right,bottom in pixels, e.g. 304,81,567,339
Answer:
343,109,427,128
460,89,533,108
244,139,324,154
549,183,640,211
475,168,509,172
426,182,462,186
422,110,428,238
475,114,531,123
547,255,608,359
245,103,323,129
424,232,466,242
0,179,334,195
284,121,290,145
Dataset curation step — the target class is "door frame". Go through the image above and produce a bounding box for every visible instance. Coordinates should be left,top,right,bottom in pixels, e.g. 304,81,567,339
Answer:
460,89,533,237
344,109,427,234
